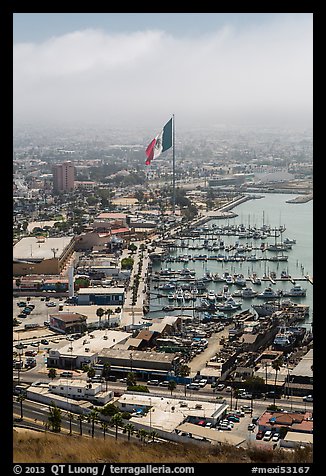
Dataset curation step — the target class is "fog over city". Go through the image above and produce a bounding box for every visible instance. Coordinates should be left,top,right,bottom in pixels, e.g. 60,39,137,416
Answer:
13,13,312,130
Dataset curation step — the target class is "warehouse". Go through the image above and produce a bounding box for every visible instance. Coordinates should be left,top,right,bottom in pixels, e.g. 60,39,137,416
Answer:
76,286,125,305
13,236,75,275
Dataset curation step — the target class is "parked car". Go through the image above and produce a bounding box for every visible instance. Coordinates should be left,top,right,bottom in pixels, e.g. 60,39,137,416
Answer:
272,433,280,442
248,423,256,431
147,380,159,386
227,416,240,423
18,313,27,318
217,424,232,431
159,380,170,387
256,431,264,440
303,395,313,402
46,302,56,307
263,430,272,441
216,383,225,391
197,420,206,426
186,383,200,390
225,386,232,392
41,339,49,345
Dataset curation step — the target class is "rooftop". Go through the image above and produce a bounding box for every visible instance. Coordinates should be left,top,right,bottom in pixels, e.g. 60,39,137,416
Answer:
77,287,125,295
13,236,73,261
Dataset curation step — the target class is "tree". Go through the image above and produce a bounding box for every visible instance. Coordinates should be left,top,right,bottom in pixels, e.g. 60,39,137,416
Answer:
87,367,96,379
105,309,113,327
100,421,109,439
77,414,85,436
272,357,284,406
87,409,99,438
124,422,135,441
66,412,74,435
168,380,177,396
149,430,158,443
178,364,191,396
102,363,111,391
16,394,26,420
96,308,105,328
48,403,62,432
48,368,57,380
126,372,136,387
233,388,241,410
111,412,123,440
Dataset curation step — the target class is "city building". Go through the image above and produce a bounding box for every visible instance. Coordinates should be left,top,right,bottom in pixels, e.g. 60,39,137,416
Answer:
48,378,113,405
49,312,88,334
76,286,125,306
53,161,75,191
13,236,75,275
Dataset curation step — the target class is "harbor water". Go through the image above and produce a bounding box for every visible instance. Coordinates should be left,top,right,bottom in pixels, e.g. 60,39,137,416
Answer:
148,193,313,328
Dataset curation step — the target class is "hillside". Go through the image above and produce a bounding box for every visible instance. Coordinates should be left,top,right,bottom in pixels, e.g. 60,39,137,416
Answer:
13,429,313,464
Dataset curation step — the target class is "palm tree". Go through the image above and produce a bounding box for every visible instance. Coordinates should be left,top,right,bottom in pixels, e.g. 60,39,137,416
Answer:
100,421,109,439
149,430,158,443
168,380,177,396
138,428,148,443
178,364,191,396
105,309,113,327
48,403,62,433
16,394,26,420
66,411,74,435
96,307,105,328
233,388,241,410
102,363,111,391
124,422,135,441
111,412,123,440
77,414,85,436
87,409,99,438
272,357,284,406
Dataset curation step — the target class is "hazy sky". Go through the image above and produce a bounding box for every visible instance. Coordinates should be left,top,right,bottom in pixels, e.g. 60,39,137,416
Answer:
13,13,313,130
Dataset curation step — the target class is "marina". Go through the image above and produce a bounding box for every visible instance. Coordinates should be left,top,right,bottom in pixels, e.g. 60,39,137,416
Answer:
146,193,313,329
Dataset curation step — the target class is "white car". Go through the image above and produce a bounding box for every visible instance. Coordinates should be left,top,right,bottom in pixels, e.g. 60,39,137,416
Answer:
272,433,280,442
303,395,313,402
263,430,272,441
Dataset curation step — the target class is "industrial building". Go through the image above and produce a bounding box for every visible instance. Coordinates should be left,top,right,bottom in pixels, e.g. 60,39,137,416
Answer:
13,236,75,275
76,286,125,305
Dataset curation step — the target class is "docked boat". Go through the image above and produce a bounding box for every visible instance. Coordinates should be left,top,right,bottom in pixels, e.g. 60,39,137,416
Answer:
269,254,288,262
175,289,184,301
207,290,216,302
158,282,176,291
283,285,307,297
234,274,246,287
252,302,278,317
241,287,258,298
256,287,282,299
184,290,192,301
167,293,175,300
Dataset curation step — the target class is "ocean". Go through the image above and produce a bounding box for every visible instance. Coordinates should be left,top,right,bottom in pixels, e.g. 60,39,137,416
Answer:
148,193,313,328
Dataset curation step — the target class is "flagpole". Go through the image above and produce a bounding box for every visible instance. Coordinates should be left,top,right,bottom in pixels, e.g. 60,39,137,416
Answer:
172,114,176,215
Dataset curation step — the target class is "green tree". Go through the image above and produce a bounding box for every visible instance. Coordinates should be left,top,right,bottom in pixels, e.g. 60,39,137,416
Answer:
96,307,105,328
48,403,62,432
105,309,113,327
168,380,177,396
77,414,85,436
124,422,135,441
66,411,74,435
177,364,191,396
87,409,99,438
149,430,158,443
48,368,57,380
16,394,26,420
100,421,109,439
126,372,136,387
272,357,284,405
87,367,96,379
111,412,123,440
233,388,241,410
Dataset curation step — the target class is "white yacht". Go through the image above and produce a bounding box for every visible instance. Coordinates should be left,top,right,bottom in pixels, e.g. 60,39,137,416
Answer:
241,287,258,298
234,274,246,287
256,287,282,299
283,285,307,297
207,290,216,302
175,289,184,301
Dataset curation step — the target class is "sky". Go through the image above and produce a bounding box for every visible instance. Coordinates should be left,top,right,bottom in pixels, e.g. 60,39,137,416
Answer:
13,13,313,131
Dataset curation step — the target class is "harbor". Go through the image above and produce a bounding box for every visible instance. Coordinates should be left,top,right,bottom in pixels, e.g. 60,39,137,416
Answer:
145,193,313,330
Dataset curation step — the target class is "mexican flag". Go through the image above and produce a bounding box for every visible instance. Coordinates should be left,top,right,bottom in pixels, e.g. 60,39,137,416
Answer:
145,118,173,165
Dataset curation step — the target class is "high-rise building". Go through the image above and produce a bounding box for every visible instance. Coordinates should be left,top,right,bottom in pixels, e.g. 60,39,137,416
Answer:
53,161,75,191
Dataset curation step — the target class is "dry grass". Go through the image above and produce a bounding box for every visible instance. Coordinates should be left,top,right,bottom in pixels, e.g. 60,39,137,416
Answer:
13,429,313,464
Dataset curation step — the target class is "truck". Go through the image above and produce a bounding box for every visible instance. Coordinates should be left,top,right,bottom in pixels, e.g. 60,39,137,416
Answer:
24,323,40,329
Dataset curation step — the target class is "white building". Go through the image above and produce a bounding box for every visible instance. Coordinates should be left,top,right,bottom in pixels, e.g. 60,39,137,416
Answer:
49,378,113,405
